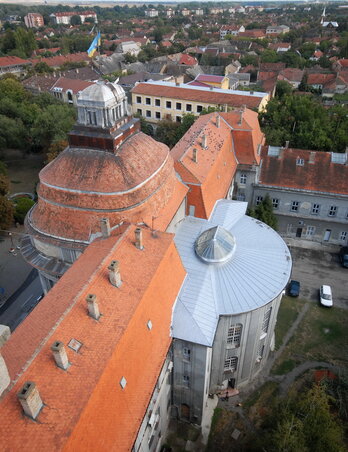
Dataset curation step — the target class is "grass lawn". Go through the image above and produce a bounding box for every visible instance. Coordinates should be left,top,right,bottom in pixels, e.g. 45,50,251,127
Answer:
272,303,348,374
274,296,303,350
6,154,44,195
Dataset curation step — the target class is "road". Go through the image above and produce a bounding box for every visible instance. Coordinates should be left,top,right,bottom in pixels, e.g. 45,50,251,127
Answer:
0,269,43,331
290,247,348,309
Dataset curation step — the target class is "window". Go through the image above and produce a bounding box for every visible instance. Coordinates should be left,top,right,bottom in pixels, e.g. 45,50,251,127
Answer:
340,231,347,242
227,324,242,347
255,196,263,206
311,203,320,215
272,198,279,209
87,111,97,125
224,350,238,371
296,158,304,166
183,375,190,387
197,105,203,113
146,110,151,118
306,226,315,237
186,104,192,112
261,306,272,334
166,101,172,108
155,111,161,119
176,116,181,123
183,347,191,360
237,192,245,201
291,201,299,212
240,173,246,184
155,99,160,106
145,97,151,105
176,102,182,110
137,108,142,115
256,341,265,362
328,205,337,217
136,96,141,104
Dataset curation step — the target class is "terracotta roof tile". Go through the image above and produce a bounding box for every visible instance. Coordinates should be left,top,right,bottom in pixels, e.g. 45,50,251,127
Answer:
132,82,268,110
259,147,348,194
0,56,31,67
0,226,186,451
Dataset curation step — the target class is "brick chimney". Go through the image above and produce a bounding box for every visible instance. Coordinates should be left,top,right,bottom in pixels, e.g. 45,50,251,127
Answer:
51,341,69,370
135,228,144,250
108,260,122,287
86,294,100,320
100,218,111,238
216,115,220,128
192,148,198,163
202,134,207,149
17,382,43,420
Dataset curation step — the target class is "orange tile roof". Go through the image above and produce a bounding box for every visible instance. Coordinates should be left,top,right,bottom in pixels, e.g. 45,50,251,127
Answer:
51,76,94,94
171,113,238,218
0,56,31,67
0,226,186,451
132,83,267,110
259,147,348,195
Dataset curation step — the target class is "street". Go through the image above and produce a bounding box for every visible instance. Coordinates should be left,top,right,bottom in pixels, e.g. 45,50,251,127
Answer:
0,269,43,331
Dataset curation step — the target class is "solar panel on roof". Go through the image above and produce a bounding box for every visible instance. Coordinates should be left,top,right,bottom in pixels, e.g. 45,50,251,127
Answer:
331,153,347,164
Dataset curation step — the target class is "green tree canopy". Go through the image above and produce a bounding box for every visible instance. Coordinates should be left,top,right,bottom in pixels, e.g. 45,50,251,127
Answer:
13,197,35,224
249,194,278,230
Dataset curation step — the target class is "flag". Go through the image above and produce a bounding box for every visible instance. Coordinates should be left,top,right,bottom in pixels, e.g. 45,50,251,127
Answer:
87,31,101,58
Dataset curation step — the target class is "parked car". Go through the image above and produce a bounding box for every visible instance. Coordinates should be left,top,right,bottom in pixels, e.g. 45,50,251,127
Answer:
288,280,300,297
339,247,348,268
319,285,333,307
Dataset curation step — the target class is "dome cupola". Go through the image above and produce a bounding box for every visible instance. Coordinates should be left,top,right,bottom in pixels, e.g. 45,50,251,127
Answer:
194,225,236,264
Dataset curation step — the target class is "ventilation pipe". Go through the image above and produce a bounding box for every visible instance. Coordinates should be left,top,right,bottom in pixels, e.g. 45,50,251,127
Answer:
192,148,198,163
202,134,207,149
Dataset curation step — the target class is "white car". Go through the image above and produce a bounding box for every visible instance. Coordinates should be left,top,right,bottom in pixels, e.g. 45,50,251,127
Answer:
319,285,333,307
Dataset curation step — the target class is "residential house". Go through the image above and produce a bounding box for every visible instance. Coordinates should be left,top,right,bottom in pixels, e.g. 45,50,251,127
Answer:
306,73,336,91
49,11,97,25
145,8,158,17
310,50,324,61
269,42,291,53
220,25,245,39
278,68,304,89
266,25,290,35
50,77,95,105
0,56,32,76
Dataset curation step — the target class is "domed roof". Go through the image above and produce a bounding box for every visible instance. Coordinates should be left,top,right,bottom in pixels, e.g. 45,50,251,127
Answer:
77,81,125,106
31,132,177,242
194,226,236,264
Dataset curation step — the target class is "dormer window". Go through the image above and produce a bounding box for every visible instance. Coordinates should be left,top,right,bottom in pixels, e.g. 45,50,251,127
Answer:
296,157,304,166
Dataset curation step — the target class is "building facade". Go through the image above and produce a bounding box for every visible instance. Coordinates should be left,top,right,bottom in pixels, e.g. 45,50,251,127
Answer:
24,13,44,28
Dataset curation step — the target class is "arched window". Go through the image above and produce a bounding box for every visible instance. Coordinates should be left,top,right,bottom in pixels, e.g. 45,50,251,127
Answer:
224,350,238,372
67,91,73,104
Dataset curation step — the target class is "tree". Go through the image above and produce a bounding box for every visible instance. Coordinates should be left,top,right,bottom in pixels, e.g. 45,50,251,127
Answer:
261,49,280,63
0,196,14,230
124,52,137,64
0,174,9,196
275,80,292,99
249,194,278,230
46,140,68,163
70,15,82,26
13,197,35,224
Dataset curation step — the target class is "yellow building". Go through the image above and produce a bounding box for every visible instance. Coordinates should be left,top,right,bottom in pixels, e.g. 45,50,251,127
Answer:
131,81,269,124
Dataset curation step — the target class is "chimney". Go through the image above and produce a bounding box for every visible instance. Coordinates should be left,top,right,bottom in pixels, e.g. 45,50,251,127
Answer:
224,104,228,112
17,382,43,420
76,68,79,74
135,228,144,250
192,148,198,163
216,115,220,128
108,260,122,288
175,78,180,86
238,110,243,126
285,140,290,148
210,85,214,90
202,134,207,149
100,218,111,238
51,341,69,370
86,294,100,320
309,151,316,164
0,325,11,397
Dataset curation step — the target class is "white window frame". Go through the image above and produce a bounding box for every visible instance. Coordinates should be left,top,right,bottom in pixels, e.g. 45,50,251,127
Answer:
306,225,315,237
328,205,337,217
311,203,320,215
261,306,272,334
291,201,299,212
224,352,238,371
272,198,279,209
255,195,263,206
339,231,347,242
227,324,242,347
240,173,247,185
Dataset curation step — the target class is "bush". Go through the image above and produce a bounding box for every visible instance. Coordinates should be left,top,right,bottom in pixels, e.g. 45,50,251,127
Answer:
13,197,35,224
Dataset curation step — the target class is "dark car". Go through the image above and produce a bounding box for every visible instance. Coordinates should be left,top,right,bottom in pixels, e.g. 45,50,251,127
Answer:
339,247,348,268
288,280,300,297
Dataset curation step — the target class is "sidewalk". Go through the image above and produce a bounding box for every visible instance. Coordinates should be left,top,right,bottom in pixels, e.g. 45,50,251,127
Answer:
0,226,32,303
284,236,340,253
